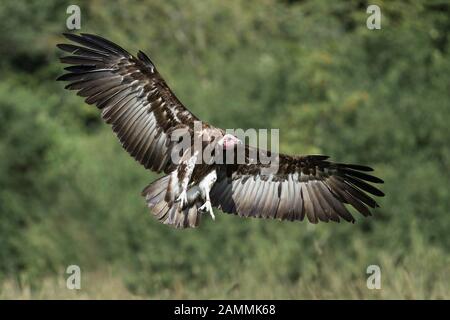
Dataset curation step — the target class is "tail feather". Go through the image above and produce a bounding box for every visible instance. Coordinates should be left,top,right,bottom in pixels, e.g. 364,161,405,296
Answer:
142,175,201,229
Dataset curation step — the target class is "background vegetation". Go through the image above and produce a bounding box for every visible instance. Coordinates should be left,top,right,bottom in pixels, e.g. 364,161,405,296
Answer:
0,0,448,299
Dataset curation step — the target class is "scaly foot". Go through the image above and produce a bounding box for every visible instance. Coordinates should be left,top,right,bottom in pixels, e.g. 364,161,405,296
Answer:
176,190,188,208
199,200,215,220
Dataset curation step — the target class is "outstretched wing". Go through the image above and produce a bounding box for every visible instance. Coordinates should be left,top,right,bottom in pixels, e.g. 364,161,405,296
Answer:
57,33,199,173
210,151,384,223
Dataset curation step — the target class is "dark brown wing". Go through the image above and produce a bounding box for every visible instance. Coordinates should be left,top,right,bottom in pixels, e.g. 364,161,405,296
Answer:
57,33,199,173
210,151,384,223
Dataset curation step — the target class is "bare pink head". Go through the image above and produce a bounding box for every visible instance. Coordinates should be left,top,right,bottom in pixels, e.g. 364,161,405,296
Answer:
219,134,242,150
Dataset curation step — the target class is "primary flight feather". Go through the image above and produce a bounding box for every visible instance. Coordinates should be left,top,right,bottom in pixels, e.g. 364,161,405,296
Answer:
57,33,384,229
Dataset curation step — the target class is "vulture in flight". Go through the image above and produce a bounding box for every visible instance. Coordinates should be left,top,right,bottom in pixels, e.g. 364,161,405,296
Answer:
57,33,384,229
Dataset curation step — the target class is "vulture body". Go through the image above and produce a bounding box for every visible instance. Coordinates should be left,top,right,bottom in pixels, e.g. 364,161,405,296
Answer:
57,33,384,229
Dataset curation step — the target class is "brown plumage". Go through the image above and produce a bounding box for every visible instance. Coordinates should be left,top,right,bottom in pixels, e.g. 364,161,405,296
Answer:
210,149,384,224
58,33,202,174
57,33,384,229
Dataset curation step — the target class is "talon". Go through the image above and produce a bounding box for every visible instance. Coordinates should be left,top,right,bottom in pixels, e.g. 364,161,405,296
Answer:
199,200,215,220
176,190,188,208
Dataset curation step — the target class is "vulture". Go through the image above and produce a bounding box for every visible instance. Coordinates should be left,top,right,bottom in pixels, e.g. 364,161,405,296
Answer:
57,33,384,229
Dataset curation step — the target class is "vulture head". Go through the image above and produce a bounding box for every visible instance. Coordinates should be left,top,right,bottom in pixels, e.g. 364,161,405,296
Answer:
218,134,242,150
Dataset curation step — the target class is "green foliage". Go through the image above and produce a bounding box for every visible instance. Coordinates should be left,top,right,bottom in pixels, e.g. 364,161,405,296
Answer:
0,0,448,298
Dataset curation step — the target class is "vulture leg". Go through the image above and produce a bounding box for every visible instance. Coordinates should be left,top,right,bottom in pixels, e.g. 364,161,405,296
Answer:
198,170,218,220
175,150,199,208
